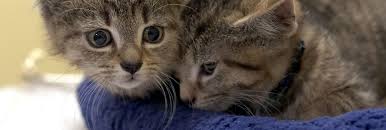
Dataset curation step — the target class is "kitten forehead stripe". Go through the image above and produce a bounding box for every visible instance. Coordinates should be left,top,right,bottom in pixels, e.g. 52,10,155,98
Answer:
142,5,149,23
101,10,111,26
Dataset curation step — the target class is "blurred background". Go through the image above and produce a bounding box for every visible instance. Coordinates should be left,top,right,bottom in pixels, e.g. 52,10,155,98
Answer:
0,1,85,129
0,0,78,86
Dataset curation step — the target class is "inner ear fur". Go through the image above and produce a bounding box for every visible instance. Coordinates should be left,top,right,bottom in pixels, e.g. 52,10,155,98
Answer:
233,0,298,36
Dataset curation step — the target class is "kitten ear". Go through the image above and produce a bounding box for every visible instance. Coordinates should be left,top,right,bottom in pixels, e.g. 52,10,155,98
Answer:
233,0,298,36
38,0,56,19
271,0,297,30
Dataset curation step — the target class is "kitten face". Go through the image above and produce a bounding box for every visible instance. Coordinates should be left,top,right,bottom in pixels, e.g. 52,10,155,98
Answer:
40,0,184,97
179,0,298,112
180,41,292,112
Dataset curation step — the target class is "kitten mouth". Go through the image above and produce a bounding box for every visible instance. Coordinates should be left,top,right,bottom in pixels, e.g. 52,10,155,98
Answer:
126,78,138,82
128,76,135,80
117,75,144,87
125,77,141,83
125,74,142,81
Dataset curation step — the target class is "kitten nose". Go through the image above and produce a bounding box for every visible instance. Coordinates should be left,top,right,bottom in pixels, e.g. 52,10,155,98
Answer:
200,62,217,76
120,62,143,74
180,83,197,105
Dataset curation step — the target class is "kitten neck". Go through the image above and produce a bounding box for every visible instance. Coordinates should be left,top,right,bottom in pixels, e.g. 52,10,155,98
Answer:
260,40,305,115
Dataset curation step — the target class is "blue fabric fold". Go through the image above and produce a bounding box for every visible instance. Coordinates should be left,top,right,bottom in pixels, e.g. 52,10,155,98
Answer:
77,79,386,130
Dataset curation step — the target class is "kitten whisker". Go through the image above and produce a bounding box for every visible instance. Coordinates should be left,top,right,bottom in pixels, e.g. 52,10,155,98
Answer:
232,91,281,115
82,76,102,125
240,96,273,116
154,75,175,129
234,101,255,116
240,89,282,96
159,71,179,85
197,94,226,107
159,74,178,129
92,80,105,126
151,76,170,125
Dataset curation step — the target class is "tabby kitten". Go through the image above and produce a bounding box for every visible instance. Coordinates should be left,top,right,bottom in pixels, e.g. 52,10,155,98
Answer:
39,0,185,98
178,0,377,120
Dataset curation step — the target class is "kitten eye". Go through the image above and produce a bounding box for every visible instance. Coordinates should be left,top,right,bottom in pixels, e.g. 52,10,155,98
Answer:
143,26,164,44
86,29,112,48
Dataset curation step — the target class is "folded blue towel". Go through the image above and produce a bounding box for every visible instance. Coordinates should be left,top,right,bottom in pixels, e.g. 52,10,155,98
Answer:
78,79,386,130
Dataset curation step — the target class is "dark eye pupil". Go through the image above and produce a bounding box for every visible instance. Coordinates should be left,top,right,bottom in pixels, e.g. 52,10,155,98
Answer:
143,26,163,43
94,31,108,45
147,27,160,41
87,29,112,48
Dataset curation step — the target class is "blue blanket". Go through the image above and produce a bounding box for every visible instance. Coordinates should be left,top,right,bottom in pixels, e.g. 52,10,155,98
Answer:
78,79,386,130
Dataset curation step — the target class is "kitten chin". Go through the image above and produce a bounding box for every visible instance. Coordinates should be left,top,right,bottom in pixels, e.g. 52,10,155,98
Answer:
110,82,158,99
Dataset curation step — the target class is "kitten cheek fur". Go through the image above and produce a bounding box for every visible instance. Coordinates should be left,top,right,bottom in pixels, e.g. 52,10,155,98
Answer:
39,0,186,98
